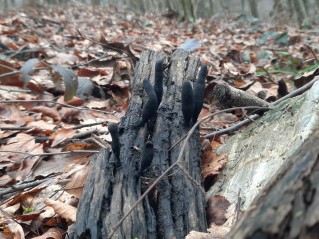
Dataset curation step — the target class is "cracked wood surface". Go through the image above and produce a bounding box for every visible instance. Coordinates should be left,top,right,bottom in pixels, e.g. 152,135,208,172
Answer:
74,49,206,239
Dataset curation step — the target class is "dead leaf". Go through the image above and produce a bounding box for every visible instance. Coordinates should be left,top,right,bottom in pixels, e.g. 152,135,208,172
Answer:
59,107,80,120
8,185,47,206
0,203,20,217
31,227,63,239
44,199,77,223
26,120,56,132
207,224,230,237
15,210,45,221
185,230,212,239
0,174,16,187
57,96,85,107
0,219,25,239
0,60,21,86
31,106,61,122
206,195,231,226
294,66,319,88
201,139,228,180
77,68,101,78
40,207,59,226
62,143,98,151
50,128,76,147
0,133,43,180
0,103,30,126
65,163,90,199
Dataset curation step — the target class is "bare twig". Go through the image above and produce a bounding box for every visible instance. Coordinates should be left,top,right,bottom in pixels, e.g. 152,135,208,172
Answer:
176,164,205,195
71,120,110,129
0,126,32,131
0,63,19,73
108,106,271,239
204,76,318,139
305,44,319,62
1,120,110,132
91,134,110,148
260,66,276,84
0,100,114,115
0,178,51,198
0,150,99,157
168,133,188,151
204,114,260,139
0,63,33,83
0,87,32,93
0,71,20,78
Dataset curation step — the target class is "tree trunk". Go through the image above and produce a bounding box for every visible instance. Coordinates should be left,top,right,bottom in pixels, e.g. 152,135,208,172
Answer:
226,129,319,239
74,49,207,239
248,0,259,17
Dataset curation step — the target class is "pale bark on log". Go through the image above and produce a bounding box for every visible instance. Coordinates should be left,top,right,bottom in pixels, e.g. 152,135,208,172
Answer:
74,49,207,239
226,129,319,239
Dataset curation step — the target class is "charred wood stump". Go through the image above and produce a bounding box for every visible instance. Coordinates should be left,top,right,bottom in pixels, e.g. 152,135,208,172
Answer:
74,49,207,239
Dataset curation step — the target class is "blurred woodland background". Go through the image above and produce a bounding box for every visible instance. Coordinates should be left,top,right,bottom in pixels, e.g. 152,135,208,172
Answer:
2,0,319,27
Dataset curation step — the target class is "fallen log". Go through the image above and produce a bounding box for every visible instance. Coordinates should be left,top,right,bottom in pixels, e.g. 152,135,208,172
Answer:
74,49,207,239
226,129,319,239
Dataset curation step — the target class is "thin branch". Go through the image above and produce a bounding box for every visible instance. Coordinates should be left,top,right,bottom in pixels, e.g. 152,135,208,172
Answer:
0,150,99,157
0,126,32,131
0,70,20,79
260,66,276,84
71,120,110,129
91,134,110,148
0,178,51,198
0,87,32,93
176,163,205,195
0,100,115,115
0,63,19,74
168,133,188,151
203,114,260,139
1,120,110,132
0,63,34,84
204,76,319,139
108,106,271,239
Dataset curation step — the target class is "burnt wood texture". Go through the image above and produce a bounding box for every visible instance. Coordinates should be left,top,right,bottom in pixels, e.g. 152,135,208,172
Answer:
154,59,164,105
108,123,120,160
192,65,207,124
139,79,158,127
182,80,194,127
74,50,206,239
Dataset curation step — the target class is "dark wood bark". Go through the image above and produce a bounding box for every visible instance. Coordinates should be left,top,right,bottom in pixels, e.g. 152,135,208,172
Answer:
226,129,319,239
212,83,271,108
74,50,207,239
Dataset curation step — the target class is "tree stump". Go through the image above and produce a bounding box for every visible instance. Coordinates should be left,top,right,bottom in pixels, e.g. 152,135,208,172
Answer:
74,49,207,239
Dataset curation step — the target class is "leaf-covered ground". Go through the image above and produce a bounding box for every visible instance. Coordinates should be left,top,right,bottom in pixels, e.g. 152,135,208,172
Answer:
0,3,318,238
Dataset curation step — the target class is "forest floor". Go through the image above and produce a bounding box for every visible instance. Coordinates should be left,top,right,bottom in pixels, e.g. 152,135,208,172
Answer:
0,3,318,238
